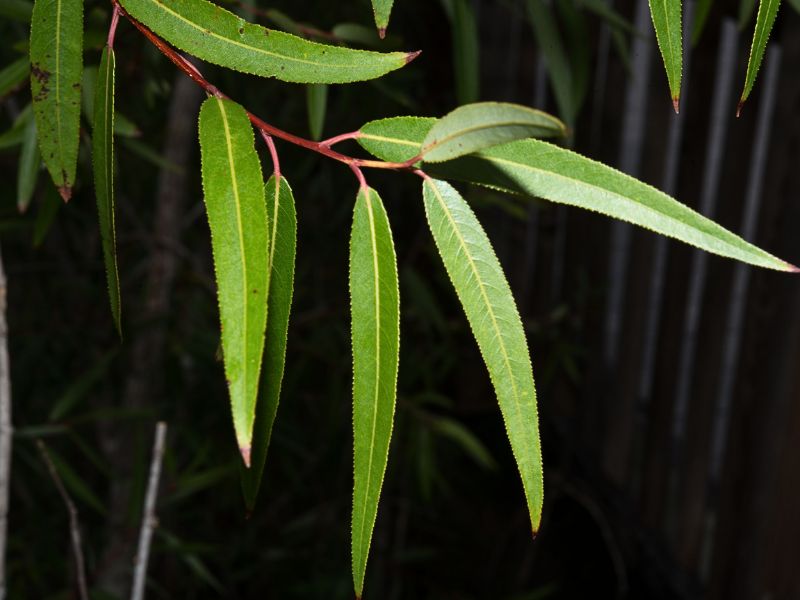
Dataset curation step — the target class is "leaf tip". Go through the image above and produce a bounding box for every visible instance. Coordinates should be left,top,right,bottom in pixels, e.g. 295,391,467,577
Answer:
672,96,680,114
404,50,421,65
378,27,387,39
240,445,252,468
736,98,746,118
58,185,72,202
785,262,800,273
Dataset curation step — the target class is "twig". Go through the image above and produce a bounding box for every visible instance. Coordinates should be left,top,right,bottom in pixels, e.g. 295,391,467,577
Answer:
36,440,89,600
0,246,12,600
130,422,167,600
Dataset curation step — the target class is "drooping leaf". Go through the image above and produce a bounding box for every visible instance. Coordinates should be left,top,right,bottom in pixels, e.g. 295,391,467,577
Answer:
692,0,714,44
91,47,121,336
0,56,29,98
29,0,83,200
738,0,758,26
371,0,394,36
305,83,327,141
198,97,270,465
577,0,637,35
421,102,565,163
241,175,297,511
422,177,543,532
359,117,796,272
332,23,398,48
32,184,61,247
739,0,782,115
445,0,480,104
787,0,800,13
118,0,418,84
0,104,33,149
649,0,683,111
17,111,40,212
350,187,400,599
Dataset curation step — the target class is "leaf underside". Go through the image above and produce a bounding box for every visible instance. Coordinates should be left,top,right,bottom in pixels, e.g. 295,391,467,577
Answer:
649,0,683,110
199,97,269,463
29,0,83,199
118,0,415,84
241,175,297,510
358,116,795,272
422,178,543,532
740,0,781,113
92,47,122,336
350,187,400,599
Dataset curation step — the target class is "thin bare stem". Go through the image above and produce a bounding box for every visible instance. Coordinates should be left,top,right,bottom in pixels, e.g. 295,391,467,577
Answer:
259,130,281,180
350,163,368,190
130,422,167,600
320,131,362,148
36,440,89,600
0,246,11,600
107,5,121,49
112,3,420,175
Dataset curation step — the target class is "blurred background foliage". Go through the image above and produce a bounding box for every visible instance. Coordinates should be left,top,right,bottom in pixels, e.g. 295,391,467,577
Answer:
1,0,800,598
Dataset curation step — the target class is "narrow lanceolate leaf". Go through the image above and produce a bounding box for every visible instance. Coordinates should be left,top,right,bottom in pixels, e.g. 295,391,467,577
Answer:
420,102,565,163
241,175,297,510
449,0,480,105
17,111,40,212
118,0,418,84
199,97,269,466
91,47,121,336
371,0,394,37
739,0,781,115
29,0,83,200
305,83,327,141
0,56,29,98
422,178,543,533
649,0,683,112
358,117,797,272
350,187,399,599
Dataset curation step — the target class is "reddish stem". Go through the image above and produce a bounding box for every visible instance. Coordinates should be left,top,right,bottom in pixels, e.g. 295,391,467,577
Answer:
349,163,368,190
320,131,362,148
260,130,281,180
107,5,121,49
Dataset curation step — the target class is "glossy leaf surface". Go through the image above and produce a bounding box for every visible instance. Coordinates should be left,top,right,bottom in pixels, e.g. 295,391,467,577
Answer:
91,47,121,335
649,0,683,110
241,175,297,510
118,0,416,83
360,117,795,271
739,0,781,113
421,102,565,163
29,0,83,199
350,187,399,599
422,178,543,532
199,97,269,464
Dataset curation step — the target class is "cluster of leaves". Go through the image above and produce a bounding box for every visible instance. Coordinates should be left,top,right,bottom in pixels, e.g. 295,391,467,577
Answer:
7,0,796,596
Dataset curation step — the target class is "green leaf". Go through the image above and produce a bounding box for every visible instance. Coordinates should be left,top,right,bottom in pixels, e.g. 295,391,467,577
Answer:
739,0,782,114
305,83,327,141
577,0,637,35
32,184,61,247
17,110,40,212
787,0,800,13
118,0,418,84
92,47,121,336
422,178,543,533
692,0,714,44
350,187,400,599
421,102,565,163
29,0,83,200
371,0,394,36
240,175,297,511
0,104,32,149
649,0,683,111
0,0,33,21
358,116,435,164
359,117,796,272
0,56,29,98
199,97,270,464
739,0,758,26
448,0,480,104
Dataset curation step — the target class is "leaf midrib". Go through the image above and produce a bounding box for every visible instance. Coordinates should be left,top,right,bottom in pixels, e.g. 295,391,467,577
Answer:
747,0,779,83
422,116,562,157
55,0,64,178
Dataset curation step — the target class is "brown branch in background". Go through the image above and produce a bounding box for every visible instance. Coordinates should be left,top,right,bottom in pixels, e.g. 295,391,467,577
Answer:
36,440,89,600
0,246,12,600
130,422,167,600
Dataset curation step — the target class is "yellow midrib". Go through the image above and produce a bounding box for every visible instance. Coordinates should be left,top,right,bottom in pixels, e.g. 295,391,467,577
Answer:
422,117,562,157
55,0,63,174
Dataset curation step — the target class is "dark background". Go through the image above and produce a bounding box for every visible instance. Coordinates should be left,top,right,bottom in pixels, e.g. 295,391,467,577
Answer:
1,0,800,598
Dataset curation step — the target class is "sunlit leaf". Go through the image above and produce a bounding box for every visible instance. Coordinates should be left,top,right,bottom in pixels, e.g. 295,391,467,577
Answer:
91,47,121,335
360,116,796,272
17,111,40,212
118,0,418,84
29,0,83,200
371,0,394,36
350,187,400,599
739,0,782,115
649,0,683,111
422,177,543,533
241,175,297,510
421,102,565,163
198,97,269,464
359,116,434,163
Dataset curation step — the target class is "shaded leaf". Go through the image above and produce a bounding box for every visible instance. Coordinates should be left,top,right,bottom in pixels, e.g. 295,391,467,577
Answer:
739,0,781,114
91,47,121,335
241,175,297,510
422,177,543,532
350,187,400,598
371,0,394,36
446,0,480,104
428,415,496,470
198,97,269,464
0,56,29,98
692,0,714,44
738,0,758,26
0,0,32,21
118,0,418,84
0,104,33,150
29,0,83,200
32,183,61,247
649,0,683,111
305,83,327,141
421,102,565,163
17,110,40,212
